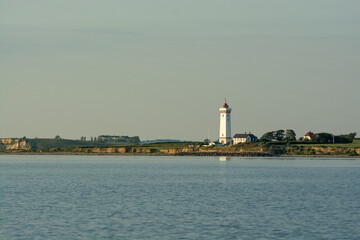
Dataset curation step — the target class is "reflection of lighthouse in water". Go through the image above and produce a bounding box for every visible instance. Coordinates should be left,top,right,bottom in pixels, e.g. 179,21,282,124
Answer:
219,100,231,145
219,156,230,161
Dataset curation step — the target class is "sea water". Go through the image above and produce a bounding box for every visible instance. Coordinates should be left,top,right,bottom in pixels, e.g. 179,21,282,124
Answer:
1,155,359,239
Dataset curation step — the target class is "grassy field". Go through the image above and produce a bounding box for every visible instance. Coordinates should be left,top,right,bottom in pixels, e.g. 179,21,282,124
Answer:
139,142,196,149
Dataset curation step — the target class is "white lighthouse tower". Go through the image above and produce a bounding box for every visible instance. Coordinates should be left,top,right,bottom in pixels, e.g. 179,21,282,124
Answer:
219,100,232,144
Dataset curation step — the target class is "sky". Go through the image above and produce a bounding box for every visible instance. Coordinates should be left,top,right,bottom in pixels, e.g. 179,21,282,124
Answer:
1,0,359,141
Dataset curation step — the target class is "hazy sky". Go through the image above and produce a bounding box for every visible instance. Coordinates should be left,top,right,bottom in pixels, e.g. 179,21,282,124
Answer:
1,0,359,141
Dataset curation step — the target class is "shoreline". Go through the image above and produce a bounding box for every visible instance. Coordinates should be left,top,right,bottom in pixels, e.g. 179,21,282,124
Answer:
1,152,359,158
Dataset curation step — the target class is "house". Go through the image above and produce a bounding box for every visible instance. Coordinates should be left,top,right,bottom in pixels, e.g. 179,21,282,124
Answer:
303,131,315,141
233,132,258,144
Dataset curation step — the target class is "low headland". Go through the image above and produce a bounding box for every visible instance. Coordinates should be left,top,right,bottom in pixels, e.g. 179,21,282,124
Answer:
1,137,359,158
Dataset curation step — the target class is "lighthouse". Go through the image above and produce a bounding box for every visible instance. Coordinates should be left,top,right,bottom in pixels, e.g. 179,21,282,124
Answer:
219,100,232,144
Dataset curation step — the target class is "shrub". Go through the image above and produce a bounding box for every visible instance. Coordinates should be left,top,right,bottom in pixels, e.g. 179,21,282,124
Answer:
348,151,358,156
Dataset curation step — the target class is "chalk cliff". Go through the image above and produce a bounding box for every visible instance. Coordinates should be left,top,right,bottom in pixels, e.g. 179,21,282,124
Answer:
0,138,32,150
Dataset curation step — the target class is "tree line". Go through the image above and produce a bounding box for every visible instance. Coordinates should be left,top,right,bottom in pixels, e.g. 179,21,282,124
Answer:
53,135,141,144
260,129,296,142
79,135,141,144
309,132,356,144
259,130,356,143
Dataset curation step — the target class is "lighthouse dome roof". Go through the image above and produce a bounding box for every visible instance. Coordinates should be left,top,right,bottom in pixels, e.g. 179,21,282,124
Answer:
223,102,229,108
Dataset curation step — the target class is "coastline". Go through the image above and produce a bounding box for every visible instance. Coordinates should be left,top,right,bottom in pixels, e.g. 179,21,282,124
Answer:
1,151,359,158
2,138,359,158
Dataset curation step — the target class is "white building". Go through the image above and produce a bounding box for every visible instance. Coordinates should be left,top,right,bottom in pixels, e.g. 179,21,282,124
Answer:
233,133,258,144
204,141,223,147
219,101,232,144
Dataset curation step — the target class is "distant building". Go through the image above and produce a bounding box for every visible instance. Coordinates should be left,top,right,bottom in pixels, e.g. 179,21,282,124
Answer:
219,100,232,144
208,141,223,147
303,131,315,141
233,132,258,144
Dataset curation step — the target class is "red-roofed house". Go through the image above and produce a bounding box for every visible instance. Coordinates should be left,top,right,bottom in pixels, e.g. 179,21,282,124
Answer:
303,131,315,140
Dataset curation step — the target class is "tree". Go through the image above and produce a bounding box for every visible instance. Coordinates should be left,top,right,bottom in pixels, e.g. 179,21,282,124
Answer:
55,135,61,140
348,132,357,140
260,131,275,142
315,133,333,143
91,137,93,142
285,129,296,141
342,132,356,142
274,130,285,141
203,138,210,144
335,132,357,143
260,130,286,142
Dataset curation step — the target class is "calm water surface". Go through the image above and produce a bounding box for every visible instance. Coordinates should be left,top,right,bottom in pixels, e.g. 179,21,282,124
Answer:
1,155,360,239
